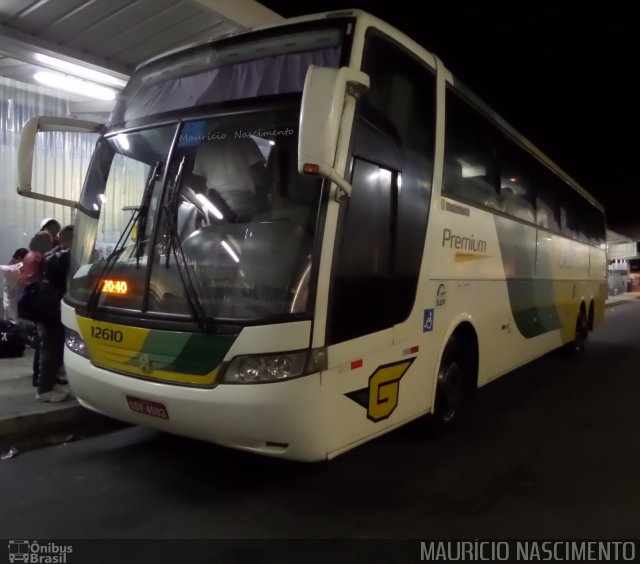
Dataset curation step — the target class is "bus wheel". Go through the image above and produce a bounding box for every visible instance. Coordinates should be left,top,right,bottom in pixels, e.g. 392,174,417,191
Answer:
568,309,588,355
431,339,468,433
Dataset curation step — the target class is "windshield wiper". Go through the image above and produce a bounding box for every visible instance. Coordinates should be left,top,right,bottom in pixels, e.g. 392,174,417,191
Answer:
164,156,186,268
87,160,162,312
161,201,208,331
136,160,162,269
160,155,208,329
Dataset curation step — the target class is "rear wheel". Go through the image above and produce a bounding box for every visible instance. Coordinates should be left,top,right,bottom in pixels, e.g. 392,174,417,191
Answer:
567,308,588,355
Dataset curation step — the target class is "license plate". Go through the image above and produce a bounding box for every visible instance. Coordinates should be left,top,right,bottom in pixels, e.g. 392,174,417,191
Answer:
126,395,169,420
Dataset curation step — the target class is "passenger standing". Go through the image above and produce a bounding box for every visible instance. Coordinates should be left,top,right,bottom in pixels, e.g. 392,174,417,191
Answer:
0,248,28,321
42,225,74,390
19,231,68,403
40,218,61,247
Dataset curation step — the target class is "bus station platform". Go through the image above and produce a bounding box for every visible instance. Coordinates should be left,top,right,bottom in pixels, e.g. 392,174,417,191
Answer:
1,291,639,459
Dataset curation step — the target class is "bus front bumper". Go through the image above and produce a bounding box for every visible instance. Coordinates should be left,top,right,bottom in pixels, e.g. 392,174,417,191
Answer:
64,350,326,462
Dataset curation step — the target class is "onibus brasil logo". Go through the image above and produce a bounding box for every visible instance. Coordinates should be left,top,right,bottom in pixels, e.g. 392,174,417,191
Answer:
8,541,73,563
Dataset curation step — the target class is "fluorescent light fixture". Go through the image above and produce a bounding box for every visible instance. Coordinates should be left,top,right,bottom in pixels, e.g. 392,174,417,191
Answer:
98,194,106,204
34,53,127,88
34,71,117,100
195,193,223,220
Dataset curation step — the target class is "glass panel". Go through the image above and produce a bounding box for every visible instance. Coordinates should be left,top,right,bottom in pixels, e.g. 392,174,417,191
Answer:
497,139,536,223
443,88,500,210
146,106,323,320
68,125,177,309
69,109,323,322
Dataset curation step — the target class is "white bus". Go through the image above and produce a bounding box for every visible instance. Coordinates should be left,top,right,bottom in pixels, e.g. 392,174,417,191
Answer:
18,10,607,461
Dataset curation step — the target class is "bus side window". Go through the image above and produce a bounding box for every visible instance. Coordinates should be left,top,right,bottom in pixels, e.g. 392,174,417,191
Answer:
443,157,466,199
535,166,562,232
535,196,559,231
443,88,500,210
496,138,536,223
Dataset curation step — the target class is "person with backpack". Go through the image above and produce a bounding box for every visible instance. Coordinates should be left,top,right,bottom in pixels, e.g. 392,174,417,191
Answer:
18,230,69,403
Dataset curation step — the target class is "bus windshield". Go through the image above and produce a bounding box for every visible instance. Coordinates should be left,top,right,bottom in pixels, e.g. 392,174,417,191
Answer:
68,105,323,323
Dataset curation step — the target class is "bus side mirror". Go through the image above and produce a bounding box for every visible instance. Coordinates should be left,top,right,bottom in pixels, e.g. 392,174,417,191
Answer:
298,65,369,200
18,115,106,207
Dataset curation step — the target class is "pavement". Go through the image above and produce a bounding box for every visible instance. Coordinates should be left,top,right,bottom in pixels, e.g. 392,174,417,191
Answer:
0,348,126,457
1,291,639,458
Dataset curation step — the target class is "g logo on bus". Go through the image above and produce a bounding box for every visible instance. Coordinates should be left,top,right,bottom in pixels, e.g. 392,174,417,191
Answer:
138,354,152,374
345,359,414,422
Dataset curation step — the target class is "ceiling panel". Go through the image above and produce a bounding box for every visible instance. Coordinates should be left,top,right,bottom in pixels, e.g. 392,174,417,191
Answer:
64,0,178,52
117,15,226,66
0,0,244,76
43,0,135,44
0,0,280,103
95,3,210,59
4,0,89,32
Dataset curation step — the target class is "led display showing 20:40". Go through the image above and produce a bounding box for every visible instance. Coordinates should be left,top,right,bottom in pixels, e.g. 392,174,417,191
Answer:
101,279,128,295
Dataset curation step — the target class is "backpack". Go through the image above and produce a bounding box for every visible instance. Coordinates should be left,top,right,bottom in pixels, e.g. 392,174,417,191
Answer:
17,281,57,322
0,320,26,358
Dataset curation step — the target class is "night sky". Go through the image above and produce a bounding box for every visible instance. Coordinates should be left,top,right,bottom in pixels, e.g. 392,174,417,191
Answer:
260,0,637,236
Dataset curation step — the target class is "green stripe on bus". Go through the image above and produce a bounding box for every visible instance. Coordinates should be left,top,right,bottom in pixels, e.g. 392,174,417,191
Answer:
126,331,236,376
494,216,562,338
161,333,237,375
505,280,562,338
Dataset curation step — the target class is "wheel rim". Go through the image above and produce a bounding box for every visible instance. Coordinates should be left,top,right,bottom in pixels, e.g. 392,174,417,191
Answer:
437,360,464,424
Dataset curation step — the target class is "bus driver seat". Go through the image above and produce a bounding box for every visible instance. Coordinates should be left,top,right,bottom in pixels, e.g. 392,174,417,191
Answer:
191,136,269,221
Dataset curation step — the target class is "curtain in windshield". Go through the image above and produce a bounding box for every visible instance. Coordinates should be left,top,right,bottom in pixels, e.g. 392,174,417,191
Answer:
111,27,343,126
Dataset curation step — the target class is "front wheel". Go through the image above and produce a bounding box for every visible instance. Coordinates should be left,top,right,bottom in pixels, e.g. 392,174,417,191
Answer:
430,338,471,434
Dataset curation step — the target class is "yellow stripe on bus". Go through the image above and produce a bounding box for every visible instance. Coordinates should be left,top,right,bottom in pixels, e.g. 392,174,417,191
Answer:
454,252,492,262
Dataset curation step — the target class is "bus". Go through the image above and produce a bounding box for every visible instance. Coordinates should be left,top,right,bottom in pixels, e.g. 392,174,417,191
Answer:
17,10,607,461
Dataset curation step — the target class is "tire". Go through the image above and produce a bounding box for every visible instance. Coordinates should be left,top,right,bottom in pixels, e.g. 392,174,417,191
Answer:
430,338,470,434
567,308,588,355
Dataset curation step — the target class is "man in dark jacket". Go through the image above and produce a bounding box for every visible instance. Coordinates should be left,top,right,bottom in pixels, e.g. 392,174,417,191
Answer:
43,225,73,299
35,225,73,402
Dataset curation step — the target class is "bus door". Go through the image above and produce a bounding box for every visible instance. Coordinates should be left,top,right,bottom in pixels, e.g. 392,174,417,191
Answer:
320,29,437,456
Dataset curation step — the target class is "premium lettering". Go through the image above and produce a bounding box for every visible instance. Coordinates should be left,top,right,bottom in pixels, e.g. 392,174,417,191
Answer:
442,228,487,253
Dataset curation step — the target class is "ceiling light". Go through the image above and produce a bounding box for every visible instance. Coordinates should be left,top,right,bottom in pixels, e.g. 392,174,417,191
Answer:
34,53,127,88
195,193,224,220
33,71,117,100
221,240,240,263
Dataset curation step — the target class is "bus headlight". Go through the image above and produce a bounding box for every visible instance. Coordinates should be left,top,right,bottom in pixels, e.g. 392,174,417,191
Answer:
222,349,327,384
65,328,89,359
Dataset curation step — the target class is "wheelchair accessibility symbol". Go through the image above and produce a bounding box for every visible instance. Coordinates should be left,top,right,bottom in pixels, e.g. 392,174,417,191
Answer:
423,309,434,332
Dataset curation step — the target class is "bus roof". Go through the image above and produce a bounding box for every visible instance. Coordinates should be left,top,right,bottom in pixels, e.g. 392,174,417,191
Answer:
134,8,603,212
